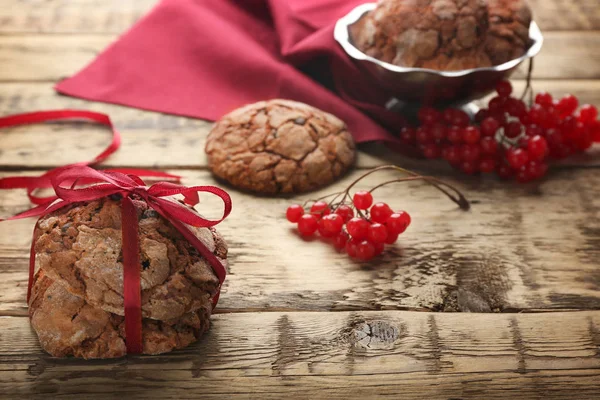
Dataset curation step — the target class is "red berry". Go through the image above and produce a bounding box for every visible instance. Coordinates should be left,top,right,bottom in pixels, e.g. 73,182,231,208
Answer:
422,144,442,159
541,106,560,129
507,147,529,169
310,201,330,218
345,238,360,257
443,145,462,164
318,219,336,238
526,161,548,180
367,223,388,244
489,96,506,112
480,137,498,155
335,204,354,222
504,121,523,139
415,126,433,144
386,211,411,235
515,167,534,183
356,240,376,261
506,98,527,118
462,126,481,144
519,114,532,125
370,202,393,224
297,214,318,236
346,217,370,239
579,104,598,123
475,108,490,122
400,127,416,145
286,204,304,223
333,232,348,251
353,191,373,210
535,92,553,107
495,80,512,97
479,158,496,173
430,123,447,141
557,94,578,117
446,126,463,144
442,108,456,125
480,117,500,137
525,124,543,137
497,163,514,180
385,231,399,244
321,214,344,235
546,128,564,147
451,109,470,127
529,104,546,125
460,144,481,162
460,160,478,175
373,242,385,256
418,107,442,125
489,110,507,124
527,135,548,161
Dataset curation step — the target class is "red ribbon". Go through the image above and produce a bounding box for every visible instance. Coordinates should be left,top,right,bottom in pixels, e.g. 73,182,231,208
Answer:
0,111,232,354
0,110,181,205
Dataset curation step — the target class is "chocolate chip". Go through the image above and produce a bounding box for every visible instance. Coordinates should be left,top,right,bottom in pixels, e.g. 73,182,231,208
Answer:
109,193,123,201
142,260,150,270
61,222,72,233
141,209,159,219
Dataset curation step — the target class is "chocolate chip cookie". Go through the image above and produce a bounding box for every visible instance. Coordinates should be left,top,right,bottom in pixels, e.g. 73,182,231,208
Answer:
29,197,228,358
205,100,356,194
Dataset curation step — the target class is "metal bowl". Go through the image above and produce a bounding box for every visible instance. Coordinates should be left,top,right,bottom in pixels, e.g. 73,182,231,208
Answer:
334,3,544,108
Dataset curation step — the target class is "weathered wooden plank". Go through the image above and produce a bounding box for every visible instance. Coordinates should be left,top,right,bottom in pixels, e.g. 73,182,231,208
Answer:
0,81,599,170
1,168,599,315
0,0,157,34
0,0,599,34
0,311,599,399
0,32,598,82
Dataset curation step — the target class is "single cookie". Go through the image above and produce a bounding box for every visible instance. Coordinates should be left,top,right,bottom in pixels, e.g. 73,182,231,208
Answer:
33,197,228,321
29,270,211,359
205,99,356,194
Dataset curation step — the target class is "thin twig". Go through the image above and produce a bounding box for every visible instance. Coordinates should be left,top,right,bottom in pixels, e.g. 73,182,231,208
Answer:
520,58,534,106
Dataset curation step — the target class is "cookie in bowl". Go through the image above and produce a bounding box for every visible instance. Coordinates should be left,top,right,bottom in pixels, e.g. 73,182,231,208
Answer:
350,0,533,71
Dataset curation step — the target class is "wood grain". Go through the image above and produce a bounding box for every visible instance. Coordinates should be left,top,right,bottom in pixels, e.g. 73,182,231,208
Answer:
0,32,599,82
0,0,157,34
1,310,599,399
0,81,599,170
0,0,599,34
1,168,599,316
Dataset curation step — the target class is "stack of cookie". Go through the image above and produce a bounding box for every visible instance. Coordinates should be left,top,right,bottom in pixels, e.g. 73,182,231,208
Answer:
28,197,227,359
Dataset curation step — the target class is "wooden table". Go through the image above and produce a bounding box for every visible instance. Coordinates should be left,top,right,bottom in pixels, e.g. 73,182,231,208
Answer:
1,1,599,398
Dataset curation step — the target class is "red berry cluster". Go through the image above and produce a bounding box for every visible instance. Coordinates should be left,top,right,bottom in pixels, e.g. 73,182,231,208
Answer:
286,190,411,261
401,80,600,183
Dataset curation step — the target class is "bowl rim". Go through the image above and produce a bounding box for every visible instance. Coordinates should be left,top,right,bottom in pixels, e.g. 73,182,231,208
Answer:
334,2,544,78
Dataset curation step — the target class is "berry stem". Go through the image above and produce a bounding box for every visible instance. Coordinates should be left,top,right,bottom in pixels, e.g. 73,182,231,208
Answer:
520,58,534,106
302,191,344,208
336,165,470,211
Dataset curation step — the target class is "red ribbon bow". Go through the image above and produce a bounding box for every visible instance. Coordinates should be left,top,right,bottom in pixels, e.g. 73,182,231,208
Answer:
5,166,232,354
0,110,232,354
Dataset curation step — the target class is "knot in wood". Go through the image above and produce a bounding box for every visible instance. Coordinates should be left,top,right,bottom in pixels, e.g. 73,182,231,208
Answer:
351,320,399,349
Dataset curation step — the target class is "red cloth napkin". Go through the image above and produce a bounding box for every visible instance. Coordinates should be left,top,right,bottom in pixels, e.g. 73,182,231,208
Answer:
56,0,405,144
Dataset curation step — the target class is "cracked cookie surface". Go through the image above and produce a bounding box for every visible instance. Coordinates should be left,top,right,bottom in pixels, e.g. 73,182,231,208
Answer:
205,99,356,194
33,197,228,321
350,0,532,71
29,270,211,359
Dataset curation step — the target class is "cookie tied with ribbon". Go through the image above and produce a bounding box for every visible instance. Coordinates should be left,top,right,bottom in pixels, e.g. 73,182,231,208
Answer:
6,166,232,358
0,111,232,358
